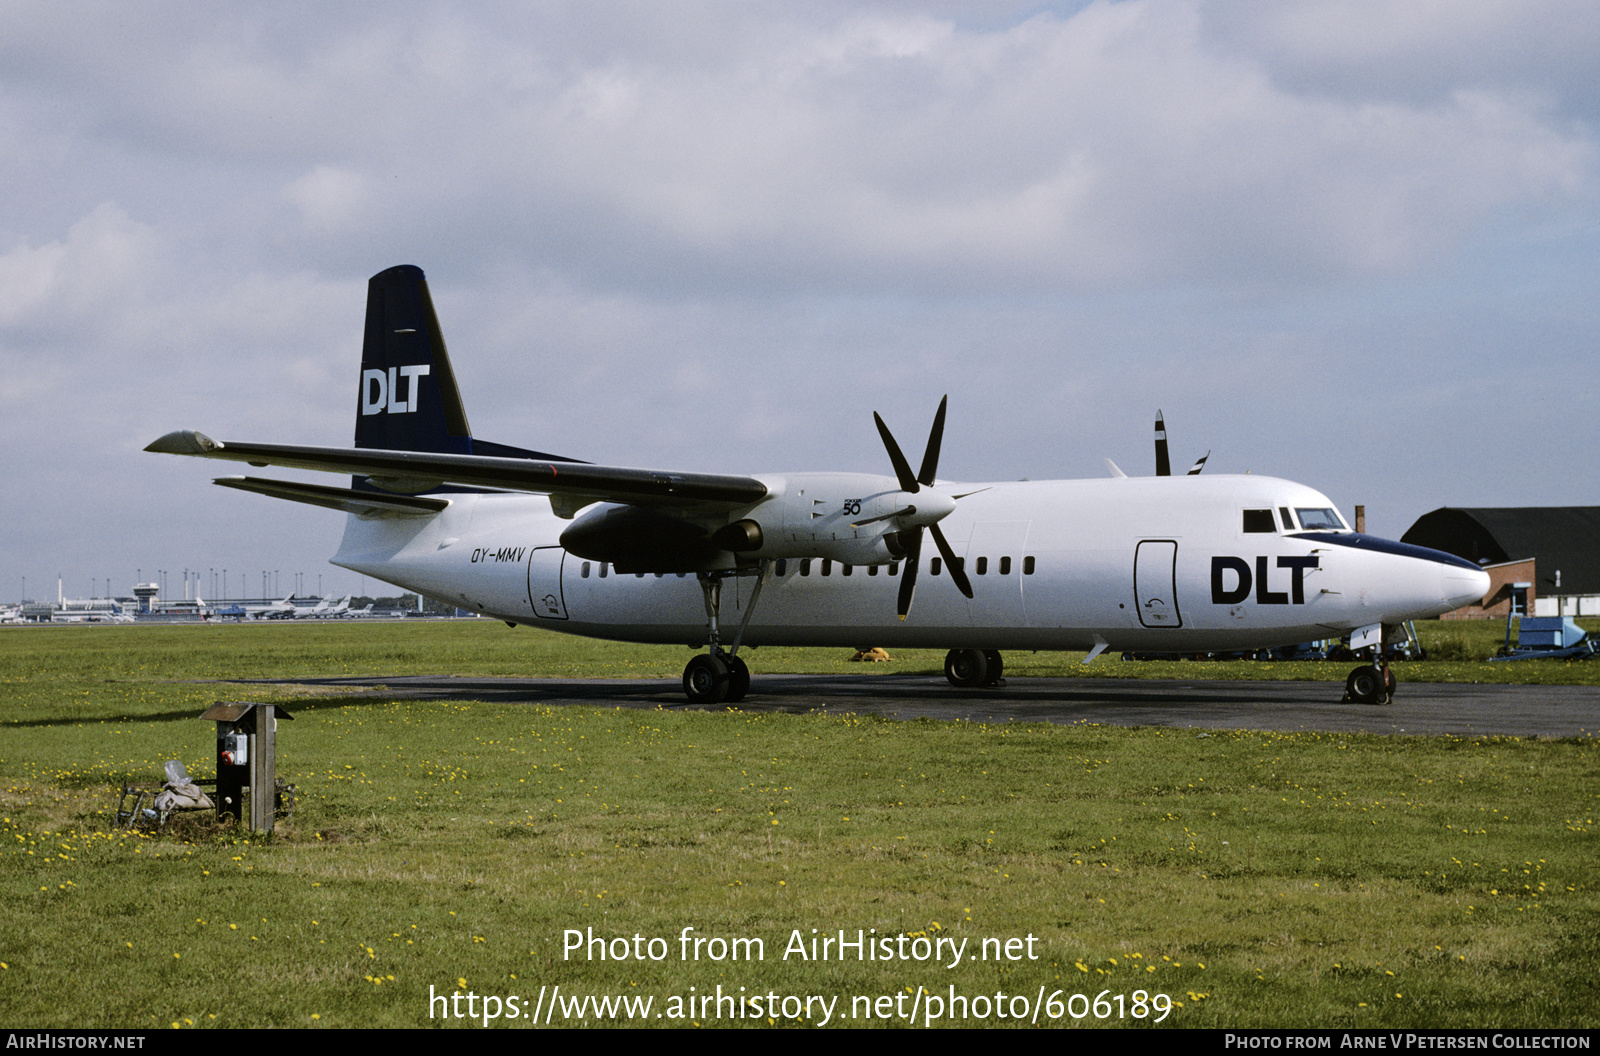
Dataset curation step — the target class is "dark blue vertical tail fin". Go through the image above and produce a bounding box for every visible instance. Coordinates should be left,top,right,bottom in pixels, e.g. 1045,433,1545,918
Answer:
354,265,579,469
356,265,473,454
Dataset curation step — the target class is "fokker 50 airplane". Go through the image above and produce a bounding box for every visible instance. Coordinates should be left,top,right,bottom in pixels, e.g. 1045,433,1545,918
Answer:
148,265,1490,706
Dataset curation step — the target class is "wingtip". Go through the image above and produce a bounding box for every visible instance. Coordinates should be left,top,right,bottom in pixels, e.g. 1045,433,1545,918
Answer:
145,430,220,456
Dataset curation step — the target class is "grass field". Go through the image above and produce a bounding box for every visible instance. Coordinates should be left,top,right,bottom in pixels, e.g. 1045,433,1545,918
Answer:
1,620,1596,1029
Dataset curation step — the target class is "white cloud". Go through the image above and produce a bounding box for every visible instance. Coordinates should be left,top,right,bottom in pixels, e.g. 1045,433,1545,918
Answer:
281,166,373,235
5,3,1590,292
1205,0,1600,110
275,1,1591,290
0,202,157,339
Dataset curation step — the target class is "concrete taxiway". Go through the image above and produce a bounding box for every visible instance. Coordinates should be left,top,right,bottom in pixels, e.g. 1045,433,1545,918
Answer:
236,673,1600,738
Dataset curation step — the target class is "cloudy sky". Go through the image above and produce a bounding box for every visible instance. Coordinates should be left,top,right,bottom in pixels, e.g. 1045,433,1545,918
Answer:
3,0,1596,604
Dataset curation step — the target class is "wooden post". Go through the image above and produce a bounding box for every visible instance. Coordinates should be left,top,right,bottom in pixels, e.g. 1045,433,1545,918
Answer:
249,704,277,835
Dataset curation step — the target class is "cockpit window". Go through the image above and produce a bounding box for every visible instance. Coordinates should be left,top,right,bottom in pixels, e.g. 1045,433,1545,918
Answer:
1242,509,1276,533
1295,507,1346,531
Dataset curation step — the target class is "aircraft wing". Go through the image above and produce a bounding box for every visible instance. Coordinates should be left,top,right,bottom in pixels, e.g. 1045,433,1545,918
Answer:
146,430,770,511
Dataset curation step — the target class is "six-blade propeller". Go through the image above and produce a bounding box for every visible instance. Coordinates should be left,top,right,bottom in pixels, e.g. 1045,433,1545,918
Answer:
870,396,973,619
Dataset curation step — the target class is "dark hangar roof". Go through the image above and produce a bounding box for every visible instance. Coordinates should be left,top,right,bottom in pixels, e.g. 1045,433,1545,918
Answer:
1401,507,1600,595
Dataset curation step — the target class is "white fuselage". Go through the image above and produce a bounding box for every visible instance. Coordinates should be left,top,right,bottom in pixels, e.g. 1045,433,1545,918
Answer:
330,472,1489,654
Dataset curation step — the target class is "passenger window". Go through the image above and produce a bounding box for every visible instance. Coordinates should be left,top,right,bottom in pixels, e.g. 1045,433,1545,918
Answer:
842,564,853,577
800,558,811,576
822,559,832,576
867,564,878,576
976,556,988,575
999,556,1011,575
775,558,787,576
888,562,899,576
599,563,608,578
581,561,591,579
1242,509,1276,533
931,557,942,576
1024,556,1035,575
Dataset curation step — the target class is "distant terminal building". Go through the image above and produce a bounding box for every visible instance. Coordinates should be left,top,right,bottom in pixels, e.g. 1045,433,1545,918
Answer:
1402,507,1600,619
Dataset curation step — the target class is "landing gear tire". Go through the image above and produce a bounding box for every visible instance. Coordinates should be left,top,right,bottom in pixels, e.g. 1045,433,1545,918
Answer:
725,654,751,703
1345,665,1391,706
982,649,1005,686
684,654,731,704
945,648,989,688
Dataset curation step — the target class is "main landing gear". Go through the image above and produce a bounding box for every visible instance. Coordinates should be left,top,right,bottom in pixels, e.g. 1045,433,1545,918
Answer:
943,648,1006,688
682,564,769,705
683,651,750,704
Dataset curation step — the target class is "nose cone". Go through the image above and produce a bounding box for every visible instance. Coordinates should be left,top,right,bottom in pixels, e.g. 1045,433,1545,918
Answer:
1309,532,1493,621
1442,565,1491,612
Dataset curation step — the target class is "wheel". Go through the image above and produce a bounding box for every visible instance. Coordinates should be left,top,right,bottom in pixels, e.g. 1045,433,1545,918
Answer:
724,654,751,703
1345,665,1388,705
982,649,1005,685
683,654,730,703
944,648,989,688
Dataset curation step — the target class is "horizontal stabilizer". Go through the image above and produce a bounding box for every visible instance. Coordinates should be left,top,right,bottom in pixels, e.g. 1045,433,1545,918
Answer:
213,476,448,515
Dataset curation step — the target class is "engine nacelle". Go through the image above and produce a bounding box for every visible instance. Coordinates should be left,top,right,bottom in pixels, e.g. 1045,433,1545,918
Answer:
738,471,936,567
559,472,954,574
559,505,724,573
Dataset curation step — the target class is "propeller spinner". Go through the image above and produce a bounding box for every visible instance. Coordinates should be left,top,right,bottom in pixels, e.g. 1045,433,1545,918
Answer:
868,397,973,618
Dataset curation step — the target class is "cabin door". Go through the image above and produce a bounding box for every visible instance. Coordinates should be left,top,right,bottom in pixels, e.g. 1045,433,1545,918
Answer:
527,546,569,620
1134,539,1182,628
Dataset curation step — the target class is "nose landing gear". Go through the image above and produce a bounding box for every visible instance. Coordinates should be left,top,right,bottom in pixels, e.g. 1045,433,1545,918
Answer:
1343,662,1395,705
1342,621,1406,704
